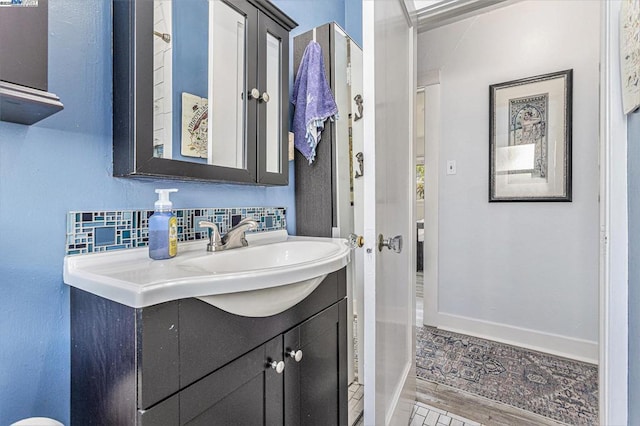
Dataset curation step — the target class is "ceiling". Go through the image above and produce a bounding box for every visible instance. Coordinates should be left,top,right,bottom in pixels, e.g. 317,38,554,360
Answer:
412,0,516,32
413,0,441,10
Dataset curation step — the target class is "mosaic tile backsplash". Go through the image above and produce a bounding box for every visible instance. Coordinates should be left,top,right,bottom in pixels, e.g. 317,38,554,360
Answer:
66,207,286,255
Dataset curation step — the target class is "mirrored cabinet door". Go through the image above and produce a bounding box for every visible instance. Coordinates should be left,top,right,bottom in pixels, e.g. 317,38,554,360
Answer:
210,0,256,174
257,12,289,184
264,33,281,174
113,0,296,184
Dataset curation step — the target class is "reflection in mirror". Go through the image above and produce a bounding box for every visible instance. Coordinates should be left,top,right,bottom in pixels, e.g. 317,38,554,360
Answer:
210,0,247,169
265,32,281,173
416,89,425,204
153,0,209,164
153,0,173,159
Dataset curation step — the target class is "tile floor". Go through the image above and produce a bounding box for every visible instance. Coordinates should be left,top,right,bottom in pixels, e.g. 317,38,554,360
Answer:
410,401,484,426
352,398,482,426
350,383,483,426
348,381,364,425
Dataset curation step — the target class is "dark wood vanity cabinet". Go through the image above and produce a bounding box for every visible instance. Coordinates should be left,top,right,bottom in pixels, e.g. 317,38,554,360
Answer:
171,335,284,425
71,268,347,425
284,301,348,426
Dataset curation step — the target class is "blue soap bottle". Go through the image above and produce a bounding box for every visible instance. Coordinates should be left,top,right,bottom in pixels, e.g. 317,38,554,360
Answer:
149,188,178,260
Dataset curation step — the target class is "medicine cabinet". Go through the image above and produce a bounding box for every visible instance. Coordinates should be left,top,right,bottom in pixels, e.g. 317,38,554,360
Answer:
113,0,296,184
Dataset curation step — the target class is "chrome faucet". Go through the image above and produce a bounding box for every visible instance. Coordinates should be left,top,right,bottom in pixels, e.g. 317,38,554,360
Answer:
199,218,258,252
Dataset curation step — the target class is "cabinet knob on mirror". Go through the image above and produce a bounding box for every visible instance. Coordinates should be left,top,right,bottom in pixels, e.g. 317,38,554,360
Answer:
270,360,285,374
249,88,260,100
288,349,303,362
249,89,270,103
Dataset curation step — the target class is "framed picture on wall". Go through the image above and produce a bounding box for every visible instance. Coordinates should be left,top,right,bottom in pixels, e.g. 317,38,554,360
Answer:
489,69,572,202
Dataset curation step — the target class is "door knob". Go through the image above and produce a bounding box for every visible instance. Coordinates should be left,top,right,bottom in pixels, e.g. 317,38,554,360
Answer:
261,92,270,103
288,349,303,362
378,234,403,253
347,233,365,249
269,360,285,374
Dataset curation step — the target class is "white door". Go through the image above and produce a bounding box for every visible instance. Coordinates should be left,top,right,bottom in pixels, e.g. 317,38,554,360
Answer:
362,1,416,425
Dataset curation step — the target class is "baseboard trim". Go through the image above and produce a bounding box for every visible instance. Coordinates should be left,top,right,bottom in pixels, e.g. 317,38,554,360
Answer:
435,312,598,364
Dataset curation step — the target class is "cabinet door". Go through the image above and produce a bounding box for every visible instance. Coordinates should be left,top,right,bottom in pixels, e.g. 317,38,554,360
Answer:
138,394,179,426
256,13,290,185
209,0,258,181
179,335,284,426
284,300,348,426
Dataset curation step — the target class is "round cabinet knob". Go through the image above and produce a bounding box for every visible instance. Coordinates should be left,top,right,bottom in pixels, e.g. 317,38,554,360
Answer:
270,360,285,374
288,349,303,362
250,88,260,100
261,92,270,103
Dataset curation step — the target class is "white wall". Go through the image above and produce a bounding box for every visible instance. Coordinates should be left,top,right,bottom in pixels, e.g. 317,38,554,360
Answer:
418,0,600,361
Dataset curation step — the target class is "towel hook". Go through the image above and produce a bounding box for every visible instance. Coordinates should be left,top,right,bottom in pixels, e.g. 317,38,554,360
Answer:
355,152,364,178
353,94,363,121
312,27,316,42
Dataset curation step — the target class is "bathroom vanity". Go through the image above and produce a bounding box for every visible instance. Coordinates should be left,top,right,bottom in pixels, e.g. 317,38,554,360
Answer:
70,269,347,425
65,232,351,425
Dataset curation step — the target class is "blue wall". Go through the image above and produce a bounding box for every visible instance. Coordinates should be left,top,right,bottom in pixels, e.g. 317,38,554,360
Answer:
345,0,363,47
172,0,208,163
0,0,360,424
629,111,640,424
273,0,346,101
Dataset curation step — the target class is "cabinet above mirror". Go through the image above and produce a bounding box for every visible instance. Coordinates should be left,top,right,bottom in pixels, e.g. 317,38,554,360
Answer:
113,0,296,184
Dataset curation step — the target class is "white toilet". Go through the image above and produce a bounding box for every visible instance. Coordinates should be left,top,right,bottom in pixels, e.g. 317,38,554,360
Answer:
11,418,64,426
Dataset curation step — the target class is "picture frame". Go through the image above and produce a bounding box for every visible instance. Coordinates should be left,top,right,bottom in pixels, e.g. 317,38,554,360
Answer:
181,92,209,159
621,0,640,114
489,69,572,202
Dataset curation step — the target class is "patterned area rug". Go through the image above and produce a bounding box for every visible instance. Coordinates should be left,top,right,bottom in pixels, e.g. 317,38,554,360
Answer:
416,326,598,425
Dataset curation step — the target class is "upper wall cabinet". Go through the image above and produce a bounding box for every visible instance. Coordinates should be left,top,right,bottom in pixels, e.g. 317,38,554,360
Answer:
0,0,64,125
113,0,296,184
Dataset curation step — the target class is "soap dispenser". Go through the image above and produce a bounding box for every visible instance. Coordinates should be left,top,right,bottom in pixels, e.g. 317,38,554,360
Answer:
149,188,178,260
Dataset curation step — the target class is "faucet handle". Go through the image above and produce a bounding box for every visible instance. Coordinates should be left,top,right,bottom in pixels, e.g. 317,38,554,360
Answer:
224,218,258,248
199,221,222,252
235,217,258,229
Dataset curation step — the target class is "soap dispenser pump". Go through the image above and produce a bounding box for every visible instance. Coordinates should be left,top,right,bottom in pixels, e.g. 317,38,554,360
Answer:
149,188,178,260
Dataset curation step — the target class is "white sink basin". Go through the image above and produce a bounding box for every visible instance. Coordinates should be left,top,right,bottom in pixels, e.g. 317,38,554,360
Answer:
63,230,351,316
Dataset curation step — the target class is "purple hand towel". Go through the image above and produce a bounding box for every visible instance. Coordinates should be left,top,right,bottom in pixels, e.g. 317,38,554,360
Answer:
292,41,338,164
